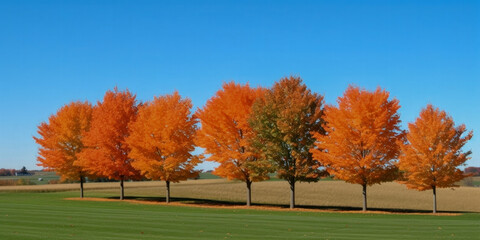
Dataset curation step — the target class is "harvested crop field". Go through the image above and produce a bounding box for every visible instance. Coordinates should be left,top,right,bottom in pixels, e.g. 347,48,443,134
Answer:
2,179,479,213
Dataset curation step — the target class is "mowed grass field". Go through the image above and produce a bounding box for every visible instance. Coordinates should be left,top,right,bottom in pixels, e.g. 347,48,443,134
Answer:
1,179,479,239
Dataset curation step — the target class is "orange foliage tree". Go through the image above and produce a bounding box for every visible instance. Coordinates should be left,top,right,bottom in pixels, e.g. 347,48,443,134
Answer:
249,76,325,209
34,101,93,197
398,104,473,213
311,85,404,211
196,82,270,206
126,92,201,203
76,88,142,200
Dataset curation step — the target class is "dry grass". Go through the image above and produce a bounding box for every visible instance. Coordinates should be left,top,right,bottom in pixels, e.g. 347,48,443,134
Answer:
1,179,479,212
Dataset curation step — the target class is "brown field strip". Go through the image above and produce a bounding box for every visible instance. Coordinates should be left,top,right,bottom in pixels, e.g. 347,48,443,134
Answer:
64,197,462,216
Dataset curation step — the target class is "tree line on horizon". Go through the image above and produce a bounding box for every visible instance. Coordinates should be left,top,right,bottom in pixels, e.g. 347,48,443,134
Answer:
34,76,473,213
465,167,480,176
0,167,31,176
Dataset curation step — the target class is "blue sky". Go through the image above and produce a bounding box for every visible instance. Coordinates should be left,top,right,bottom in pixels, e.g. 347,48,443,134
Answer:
0,0,478,170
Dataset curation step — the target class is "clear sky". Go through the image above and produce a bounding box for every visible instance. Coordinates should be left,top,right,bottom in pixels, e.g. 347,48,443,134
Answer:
0,0,479,171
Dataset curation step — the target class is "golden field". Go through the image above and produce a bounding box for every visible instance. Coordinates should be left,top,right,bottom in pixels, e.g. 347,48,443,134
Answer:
1,179,479,213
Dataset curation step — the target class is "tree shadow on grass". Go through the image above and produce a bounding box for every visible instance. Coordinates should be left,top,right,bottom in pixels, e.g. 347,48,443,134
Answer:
103,196,470,214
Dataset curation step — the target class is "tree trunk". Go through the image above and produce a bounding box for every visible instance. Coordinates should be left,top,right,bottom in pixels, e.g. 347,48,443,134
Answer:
165,180,170,203
246,180,252,207
433,185,437,214
80,176,84,198
120,178,124,200
289,180,295,209
362,184,367,211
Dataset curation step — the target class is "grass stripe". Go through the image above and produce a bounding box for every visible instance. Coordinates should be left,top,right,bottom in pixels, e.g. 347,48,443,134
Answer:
0,191,478,240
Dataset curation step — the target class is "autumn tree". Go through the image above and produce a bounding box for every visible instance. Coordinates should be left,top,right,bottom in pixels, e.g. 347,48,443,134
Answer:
76,88,141,200
126,92,200,203
250,76,325,209
398,104,473,213
465,167,480,176
311,85,403,211
0,169,15,176
196,82,270,206
34,101,93,198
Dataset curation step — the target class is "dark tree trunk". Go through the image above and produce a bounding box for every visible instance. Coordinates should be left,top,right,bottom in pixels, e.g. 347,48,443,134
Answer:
120,178,124,200
246,180,252,207
289,180,295,209
80,176,84,198
362,184,367,211
433,186,437,214
165,180,170,203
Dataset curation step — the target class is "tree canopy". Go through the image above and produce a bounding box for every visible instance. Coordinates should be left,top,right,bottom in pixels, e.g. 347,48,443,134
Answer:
196,82,269,206
311,85,404,211
34,101,93,197
249,76,325,208
127,92,200,202
76,88,141,199
398,104,473,213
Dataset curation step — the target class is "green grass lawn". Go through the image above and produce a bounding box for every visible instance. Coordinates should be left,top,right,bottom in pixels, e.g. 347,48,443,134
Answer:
0,191,478,240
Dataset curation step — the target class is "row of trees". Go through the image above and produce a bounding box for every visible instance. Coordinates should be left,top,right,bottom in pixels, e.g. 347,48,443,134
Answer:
465,167,480,176
0,167,31,176
0,168,17,176
34,76,473,213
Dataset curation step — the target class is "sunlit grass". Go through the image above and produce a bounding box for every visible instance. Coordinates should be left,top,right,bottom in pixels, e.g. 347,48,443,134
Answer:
0,191,479,240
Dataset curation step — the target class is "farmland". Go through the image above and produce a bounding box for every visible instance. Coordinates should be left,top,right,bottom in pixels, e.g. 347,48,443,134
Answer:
0,179,479,240
1,178,479,213
0,171,59,185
